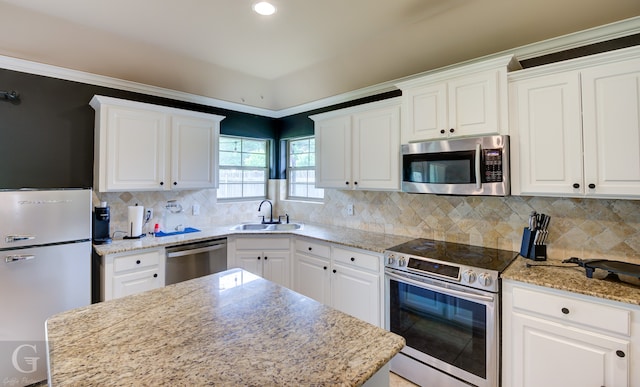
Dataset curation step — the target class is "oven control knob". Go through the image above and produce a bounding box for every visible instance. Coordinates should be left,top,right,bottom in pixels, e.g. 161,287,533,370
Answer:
387,254,396,265
398,257,407,267
462,270,477,284
478,272,493,287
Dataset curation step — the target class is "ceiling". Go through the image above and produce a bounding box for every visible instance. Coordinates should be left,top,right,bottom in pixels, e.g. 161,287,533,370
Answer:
0,0,639,113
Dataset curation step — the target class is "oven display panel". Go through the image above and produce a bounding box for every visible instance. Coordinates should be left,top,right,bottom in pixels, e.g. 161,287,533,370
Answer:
408,258,460,279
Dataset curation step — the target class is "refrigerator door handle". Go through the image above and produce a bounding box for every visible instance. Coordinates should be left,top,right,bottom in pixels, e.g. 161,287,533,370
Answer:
5,235,36,243
5,255,36,263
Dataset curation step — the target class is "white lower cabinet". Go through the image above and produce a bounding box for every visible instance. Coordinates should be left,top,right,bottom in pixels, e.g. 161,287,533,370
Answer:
101,247,165,301
228,236,292,288
294,237,383,327
502,280,638,387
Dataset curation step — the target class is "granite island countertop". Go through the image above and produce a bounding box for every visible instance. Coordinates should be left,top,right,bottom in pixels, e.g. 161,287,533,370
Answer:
502,256,640,306
46,269,405,386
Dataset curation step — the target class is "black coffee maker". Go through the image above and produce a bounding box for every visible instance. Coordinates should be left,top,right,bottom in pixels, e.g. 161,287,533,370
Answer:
93,202,112,244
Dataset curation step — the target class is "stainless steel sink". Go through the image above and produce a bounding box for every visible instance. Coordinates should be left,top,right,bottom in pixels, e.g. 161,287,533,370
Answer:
231,223,303,231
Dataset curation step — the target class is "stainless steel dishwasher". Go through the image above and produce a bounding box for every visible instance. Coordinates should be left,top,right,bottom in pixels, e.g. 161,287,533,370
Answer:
165,238,227,285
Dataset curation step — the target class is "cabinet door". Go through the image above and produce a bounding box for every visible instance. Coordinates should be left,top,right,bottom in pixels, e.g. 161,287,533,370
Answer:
294,253,330,304
448,69,501,138
171,114,219,189
104,107,168,191
401,82,447,142
235,252,263,277
262,250,290,288
112,268,162,299
315,115,351,189
331,264,380,326
511,313,629,387
352,104,401,190
509,72,583,196
582,58,640,198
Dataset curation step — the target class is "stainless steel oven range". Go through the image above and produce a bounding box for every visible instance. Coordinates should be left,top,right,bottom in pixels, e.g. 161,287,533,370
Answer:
384,239,517,387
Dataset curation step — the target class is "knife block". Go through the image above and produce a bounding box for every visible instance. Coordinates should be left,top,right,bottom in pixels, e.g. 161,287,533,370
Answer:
519,227,547,261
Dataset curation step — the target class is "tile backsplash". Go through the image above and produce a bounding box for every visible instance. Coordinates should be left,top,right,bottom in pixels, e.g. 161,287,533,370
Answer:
94,181,640,263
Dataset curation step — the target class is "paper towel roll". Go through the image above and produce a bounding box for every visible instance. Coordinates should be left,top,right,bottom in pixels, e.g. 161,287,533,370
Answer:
128,206,144,237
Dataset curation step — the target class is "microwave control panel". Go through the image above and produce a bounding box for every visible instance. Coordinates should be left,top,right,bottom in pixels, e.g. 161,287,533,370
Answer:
483,149,503,182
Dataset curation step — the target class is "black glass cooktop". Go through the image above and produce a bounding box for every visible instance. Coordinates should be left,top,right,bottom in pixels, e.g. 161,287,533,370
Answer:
387,238,518,273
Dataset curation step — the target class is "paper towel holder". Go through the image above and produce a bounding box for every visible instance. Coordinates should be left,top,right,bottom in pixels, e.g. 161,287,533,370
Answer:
124,204,145,239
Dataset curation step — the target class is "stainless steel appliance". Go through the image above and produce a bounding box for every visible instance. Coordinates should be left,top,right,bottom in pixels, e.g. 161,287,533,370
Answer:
402,135,510,196
0,189,91,386
384,239,517,387
165,238,227,285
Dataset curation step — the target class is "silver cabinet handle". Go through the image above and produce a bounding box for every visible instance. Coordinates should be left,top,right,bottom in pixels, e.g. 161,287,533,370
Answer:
5,235,36,243
5,255,35,263
475,143,482,189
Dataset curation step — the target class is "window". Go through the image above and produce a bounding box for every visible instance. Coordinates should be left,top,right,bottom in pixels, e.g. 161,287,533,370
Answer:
288,137,324,200
218,136,268,199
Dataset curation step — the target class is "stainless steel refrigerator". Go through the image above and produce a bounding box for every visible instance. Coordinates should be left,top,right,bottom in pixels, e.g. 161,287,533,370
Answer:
0,189,91,386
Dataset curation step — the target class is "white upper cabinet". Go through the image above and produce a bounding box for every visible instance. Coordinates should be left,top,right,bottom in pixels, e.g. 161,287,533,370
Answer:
509,72,583,196
91,95,224,192
396,55,520,143
581,58,640,197
311,97,401,191
509,47,640,199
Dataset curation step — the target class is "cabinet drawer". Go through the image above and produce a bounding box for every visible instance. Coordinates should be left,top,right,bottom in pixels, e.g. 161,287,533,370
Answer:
235,237,290,250
332,247,380,272
295,238,330,258
113,249,162,273
512,286,630,336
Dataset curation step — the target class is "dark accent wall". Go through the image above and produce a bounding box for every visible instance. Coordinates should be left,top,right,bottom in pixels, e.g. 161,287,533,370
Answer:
0,68,278,188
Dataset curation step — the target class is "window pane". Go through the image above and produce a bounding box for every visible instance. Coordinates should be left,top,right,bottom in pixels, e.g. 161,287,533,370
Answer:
243,169,266,183
242,139,266,154
219,136,268,200
220,151,241,166
244,184,265,197
290,184,308,197
287,136,323,200
243,153,266,167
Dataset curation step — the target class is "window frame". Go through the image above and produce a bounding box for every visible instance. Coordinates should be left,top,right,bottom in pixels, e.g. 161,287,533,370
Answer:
286,136,324,201
217,135,269,201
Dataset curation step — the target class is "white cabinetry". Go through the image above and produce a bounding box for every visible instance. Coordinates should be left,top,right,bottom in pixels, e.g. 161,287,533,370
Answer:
228,236,292,288
100,247,165,301
396,55,519,143
90,95,224,192
502,280,639,387
311,98,401,191
294,238,331,304
294,237,383,327
509,47,640,198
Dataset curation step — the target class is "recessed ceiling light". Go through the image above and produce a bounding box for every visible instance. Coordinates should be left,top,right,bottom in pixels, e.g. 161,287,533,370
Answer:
253,1,277,16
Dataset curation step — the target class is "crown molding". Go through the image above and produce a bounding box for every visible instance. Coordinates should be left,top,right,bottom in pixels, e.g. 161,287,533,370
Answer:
0,16,638,119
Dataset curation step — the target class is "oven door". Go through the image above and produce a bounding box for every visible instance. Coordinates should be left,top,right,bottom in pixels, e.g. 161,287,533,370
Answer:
385,269,499,387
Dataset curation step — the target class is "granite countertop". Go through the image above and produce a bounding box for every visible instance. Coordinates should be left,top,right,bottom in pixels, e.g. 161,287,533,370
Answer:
502,256,640,306
92,222,414,257
46,269,405,386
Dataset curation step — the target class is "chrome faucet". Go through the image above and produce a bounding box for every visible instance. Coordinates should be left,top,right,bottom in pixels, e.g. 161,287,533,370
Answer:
258,199,279,224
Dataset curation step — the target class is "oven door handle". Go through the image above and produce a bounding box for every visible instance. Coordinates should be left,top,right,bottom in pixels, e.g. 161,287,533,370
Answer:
386,271,495,303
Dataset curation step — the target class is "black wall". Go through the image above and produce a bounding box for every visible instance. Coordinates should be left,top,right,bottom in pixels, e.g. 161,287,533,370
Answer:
0,68,399,188
0,68,279,188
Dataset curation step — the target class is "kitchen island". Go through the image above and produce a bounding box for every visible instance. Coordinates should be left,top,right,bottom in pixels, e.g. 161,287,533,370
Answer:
45,269,405,386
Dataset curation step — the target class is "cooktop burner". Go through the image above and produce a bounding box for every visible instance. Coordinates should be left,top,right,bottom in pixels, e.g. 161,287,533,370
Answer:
386,238,518,273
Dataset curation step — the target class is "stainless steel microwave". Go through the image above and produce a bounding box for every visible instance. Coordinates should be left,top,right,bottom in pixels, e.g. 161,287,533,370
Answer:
401,135,510,196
